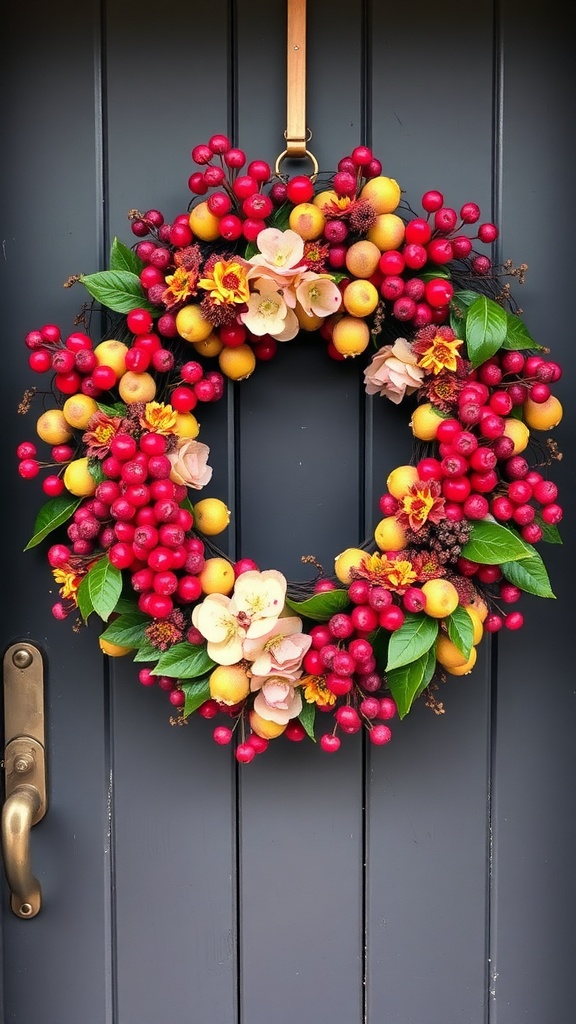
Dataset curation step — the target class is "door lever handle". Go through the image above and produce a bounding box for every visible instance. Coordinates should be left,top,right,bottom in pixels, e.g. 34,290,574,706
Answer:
2,644,47,917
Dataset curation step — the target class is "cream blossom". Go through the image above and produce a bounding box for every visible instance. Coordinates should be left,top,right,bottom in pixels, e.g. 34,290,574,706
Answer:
363,337,425,403
191,593,245,665
232,570,287,635
252,676,303,725
240,281,299,340
242,616,312,679
247,227,305,275
295,273,342,318
191,570,288,665
167,439,213,488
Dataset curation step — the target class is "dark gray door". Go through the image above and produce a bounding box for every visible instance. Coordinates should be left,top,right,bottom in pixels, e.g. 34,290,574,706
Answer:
2,2,575,1022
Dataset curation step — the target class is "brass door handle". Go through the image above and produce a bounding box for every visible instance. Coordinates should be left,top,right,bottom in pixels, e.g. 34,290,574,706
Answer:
2,644,47,918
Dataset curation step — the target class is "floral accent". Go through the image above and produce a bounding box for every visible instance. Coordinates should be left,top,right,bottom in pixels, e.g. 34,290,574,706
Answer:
198,258,250,306
52,564,83,601
356,552,418,593
167,439,213,489
163,266,199,307
83,412,124,458
364,338,425,403
413,325,463,375
240,282,299,340
145,610,186,651
396,480,447,532
242,616,312,679
192,570,287,665
302,675,337,707
252,677,303,724
418,367,467,412
140,402,178,434
295,274,342,319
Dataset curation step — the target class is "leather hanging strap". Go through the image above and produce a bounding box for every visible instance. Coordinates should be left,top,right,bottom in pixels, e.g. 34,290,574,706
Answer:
286,0,307,157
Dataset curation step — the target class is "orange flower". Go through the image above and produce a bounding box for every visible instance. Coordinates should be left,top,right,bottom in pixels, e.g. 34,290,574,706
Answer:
302,675,337,707
83,411,124,458
356,552,418,594
395,480,447,532
139,401,178,434
413,325,463,375
162,266,199,308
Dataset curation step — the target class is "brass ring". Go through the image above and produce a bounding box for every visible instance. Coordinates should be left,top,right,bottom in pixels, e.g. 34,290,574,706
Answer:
274,148,319,182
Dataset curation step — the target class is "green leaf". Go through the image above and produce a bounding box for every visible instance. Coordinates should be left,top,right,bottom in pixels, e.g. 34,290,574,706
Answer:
368,627,389,672
152,642,216,679
80,270,155,314
97,401,127,417
32,491,78,534
132,643,161,663
88,458,106,486
502,312,541,350
534,515,563,544
446,605,474,659
181,678,211,718
387,648,437,719
298,700,316,741
99,611,149,647
450,289,480,336
24,495,82,550
461,520,532,565
77,557,123,622
285,589,350,622
109,237,144,276
385,613,438,671
465,295,508,367
501,553,556,598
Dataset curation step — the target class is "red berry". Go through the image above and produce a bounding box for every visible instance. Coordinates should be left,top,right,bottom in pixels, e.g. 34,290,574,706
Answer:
460,202,481,223
477,222,499,243
485,614,503,633
379,605,405,631
320,734,341,753
213,726,233,745
235,743,256,764
434,207,458,233
369,724,392,745
404,218,431,245
286,175,315,203
421,190,444,212
504,611,524,630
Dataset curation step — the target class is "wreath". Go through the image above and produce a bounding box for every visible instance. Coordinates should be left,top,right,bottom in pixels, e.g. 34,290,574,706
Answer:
17,133,563,762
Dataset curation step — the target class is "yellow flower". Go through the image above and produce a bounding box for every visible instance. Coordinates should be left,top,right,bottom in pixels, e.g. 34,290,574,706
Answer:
357,553,417,593
162,266,198,307
198,259,250,305
139,402,178,434
415,331,463,375
52,567,81,602
396,480,446,532
302,675,337,707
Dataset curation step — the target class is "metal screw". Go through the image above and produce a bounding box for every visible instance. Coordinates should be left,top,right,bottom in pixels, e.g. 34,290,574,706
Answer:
12,648,33,670
19,903,33,916
14,754,34,774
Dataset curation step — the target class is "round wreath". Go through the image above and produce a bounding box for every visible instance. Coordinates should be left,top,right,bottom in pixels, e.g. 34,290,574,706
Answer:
17,133,563,762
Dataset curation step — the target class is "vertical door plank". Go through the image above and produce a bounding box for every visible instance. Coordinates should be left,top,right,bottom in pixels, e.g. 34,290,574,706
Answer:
104,2,238,1022
366,3,496,1020
236,3,367,1022
493,3,576,1020
1,2,113,1021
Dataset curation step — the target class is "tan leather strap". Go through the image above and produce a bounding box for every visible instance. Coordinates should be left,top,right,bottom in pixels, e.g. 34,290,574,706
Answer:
286,0,307,157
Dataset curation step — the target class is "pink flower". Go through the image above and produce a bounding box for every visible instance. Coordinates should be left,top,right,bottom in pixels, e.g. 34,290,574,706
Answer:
252,676,303,725
363,337,425,403
167,439,213,489
243,616,312,679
